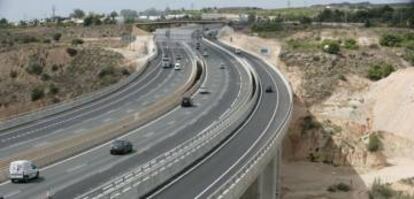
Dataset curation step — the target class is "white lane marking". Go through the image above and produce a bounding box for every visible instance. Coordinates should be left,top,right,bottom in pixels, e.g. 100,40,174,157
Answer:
103,118,113,122
33,141,50,148
143,132,154,138
73,128,86,134
4,190,22,198
66,163,87,173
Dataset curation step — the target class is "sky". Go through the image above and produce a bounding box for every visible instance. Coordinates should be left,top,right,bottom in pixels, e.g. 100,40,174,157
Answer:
0,0,410,21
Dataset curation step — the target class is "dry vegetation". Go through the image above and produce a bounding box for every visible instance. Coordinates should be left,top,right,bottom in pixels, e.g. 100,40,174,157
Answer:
0,25,135,119
219,25,414,199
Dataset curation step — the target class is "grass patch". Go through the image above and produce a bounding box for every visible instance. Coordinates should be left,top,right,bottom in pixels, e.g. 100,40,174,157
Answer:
367,63,395,81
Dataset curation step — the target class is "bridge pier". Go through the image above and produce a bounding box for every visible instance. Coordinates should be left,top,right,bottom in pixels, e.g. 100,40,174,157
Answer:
241,147,281,199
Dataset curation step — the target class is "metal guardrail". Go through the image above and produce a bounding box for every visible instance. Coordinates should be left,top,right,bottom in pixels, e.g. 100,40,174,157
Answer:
0,37,158,132
207,42,294,199
76,38,260,199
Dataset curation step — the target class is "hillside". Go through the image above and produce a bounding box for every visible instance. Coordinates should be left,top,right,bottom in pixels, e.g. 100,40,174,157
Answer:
0,25,152,119
218,25,414,199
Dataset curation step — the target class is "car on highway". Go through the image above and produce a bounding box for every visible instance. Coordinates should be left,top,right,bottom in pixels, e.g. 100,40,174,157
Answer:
181,97,193,107
196,42,201,50
110,140,133,155
162,56,171,68
199,87,209,94
174,62,182,70
219,63,226,69
235,48,242,54
9,160,39,183
203,50,208,57
265,86,274,93
176,54,181,61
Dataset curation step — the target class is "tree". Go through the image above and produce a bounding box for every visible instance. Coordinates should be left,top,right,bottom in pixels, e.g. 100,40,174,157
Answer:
0,18,8,26
110,11,118,21
299,16,312,24
247,13,256,24
367,134,381,152
52,33,62,42
71,9,85,19
120,9,138,19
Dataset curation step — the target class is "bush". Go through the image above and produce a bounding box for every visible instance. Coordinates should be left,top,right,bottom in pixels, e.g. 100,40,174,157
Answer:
31,87,44,101
344,39,358,50
98,66,115,78
17,35,39,44
43,39,51,44
367,134,382,152
26,62,43,75
369,179,394,199
41,73,51,81
51,64,59,72
66,48,78,57
367,63,395,81
49,84,59,95
121,68,130,76
52,33,62,42
380,34,402,47
321,40,340,54
328,183,351,192
71,39,84,45
9,70,18,78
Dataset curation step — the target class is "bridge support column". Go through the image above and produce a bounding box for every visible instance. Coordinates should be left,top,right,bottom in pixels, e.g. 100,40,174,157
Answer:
258,150,279,199
241,147,282,199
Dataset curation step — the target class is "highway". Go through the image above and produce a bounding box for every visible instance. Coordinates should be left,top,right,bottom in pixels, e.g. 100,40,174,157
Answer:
0,25,293,199
0,28,252,198
141,39,292,198
0,42,194,159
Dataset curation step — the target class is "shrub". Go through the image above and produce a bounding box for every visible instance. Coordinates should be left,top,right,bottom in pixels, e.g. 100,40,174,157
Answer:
380,34,402,47
367,63,395,81
98,66,115,78
18,35,39,44
43,39,51,44
49,84,59,95
321,40,340,54
26,62,43,75
369,179,394,199
328,183,351,192
344,39,358,50
66,48,78,57
367,133,382,152
51,64,59,72
9,70,18,78
31,87,44,101
41,73,51,81
71,39,84,45
52,33,62,42
121,68,130,76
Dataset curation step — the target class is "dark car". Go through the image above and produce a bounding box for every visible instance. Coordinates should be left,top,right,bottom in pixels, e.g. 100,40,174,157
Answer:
181,97,192,107
265,86,274,93
110,140,133,155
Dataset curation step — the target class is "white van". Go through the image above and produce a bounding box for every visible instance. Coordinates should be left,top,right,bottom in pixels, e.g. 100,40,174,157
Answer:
174,62,182,70
9,160,39,183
